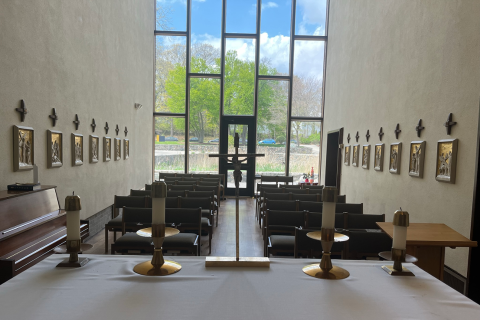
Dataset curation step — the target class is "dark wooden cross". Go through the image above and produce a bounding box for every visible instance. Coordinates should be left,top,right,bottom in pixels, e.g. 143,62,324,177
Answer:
209,133,264,261
73,114,80,130
355,131,360,142
115,125,119,135
378,127,384,141
394,123,401,139
16,100,28,122
91,119,96,132
444,113,457,135
366,130,370,142
347,133,350,143
124,126,128,136
49,108,58,126
416,119,425,138
105,122,109,134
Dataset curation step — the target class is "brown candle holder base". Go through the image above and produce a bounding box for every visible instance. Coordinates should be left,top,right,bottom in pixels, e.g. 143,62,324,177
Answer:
133,259,182,276
55,240,93,268
57,257,90,268
379,249,417,276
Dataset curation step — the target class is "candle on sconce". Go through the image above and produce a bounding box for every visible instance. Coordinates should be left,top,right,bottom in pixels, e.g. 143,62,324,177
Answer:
321,187,337,229
151,181,167,224
392,208,409,250
65,192,81,240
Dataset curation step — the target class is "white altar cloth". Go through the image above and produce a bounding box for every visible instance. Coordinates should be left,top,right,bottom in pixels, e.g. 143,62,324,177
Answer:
0,255,479,320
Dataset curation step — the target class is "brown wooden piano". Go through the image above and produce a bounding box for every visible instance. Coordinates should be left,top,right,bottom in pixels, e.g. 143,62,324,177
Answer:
0,185,89,284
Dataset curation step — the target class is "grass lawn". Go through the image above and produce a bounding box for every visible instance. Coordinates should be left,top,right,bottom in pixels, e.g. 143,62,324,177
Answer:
155,141,184,145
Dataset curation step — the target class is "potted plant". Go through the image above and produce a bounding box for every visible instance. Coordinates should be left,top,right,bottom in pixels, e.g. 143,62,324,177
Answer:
302,173,310,183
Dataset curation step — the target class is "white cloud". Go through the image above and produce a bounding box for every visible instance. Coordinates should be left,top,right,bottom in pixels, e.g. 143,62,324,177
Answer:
296,0,326,35
262,2,278,10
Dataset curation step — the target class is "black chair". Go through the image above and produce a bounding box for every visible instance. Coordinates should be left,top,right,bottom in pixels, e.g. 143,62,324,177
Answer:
336,203,363,214
264,192,289,201
104,196,148,253
186,190,218,225
111,207,153,255
145,184,152,191
292,194,321,202
194,185,221,223
277,175,294,185
299,201,322,213
166,196,180,208
257,187,284,221
262,199,299,231
130,189,151,197
346,230,392,260
163,208,202,256
287,188,309,194
303,185,324,190
337,195,346,204
159,173,177,179
169,185,195,191
345,213,385,230
178,197,213,253
281,184,301,189
305,212,346,230
176,181,197,186
167,190,187,197
294,227,344,258
264,209,306,257
176,173,193,178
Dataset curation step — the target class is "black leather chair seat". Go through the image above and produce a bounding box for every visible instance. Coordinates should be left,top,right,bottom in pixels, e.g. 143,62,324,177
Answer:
114,233,152,247
107,215,123,226
270,235,294,251
163,233,197,247
201,209,211,218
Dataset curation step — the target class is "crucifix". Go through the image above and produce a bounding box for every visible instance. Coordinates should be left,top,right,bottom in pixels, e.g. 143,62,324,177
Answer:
366,130,370,142
444,113,457,135
104,122,109,134
206,133,269,267
355,131,360,142
16,100,28,122
91,119,96,132
73,114,80,130
115,124,120,136
49,108,58,127
416,119,425,138
347,133,351,143
394,123,401,139
378,127,384,141
124,126,128,136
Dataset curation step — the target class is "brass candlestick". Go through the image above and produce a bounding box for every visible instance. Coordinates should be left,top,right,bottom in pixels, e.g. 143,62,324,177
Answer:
133,224,181,276
55,240,93,267
302,228,350,279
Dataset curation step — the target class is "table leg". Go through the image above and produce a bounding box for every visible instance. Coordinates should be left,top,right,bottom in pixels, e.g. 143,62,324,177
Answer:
407,245,445,280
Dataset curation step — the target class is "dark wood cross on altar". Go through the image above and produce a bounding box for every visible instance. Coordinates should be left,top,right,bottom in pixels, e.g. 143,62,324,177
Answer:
208,133,265,263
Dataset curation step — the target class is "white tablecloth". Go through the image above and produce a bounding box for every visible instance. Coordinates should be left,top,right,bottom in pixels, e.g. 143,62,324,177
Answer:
1,255,479,320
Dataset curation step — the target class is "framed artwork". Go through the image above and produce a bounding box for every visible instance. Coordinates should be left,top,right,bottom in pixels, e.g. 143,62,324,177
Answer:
104,137,111,162
389,142,402,174
114,138,121,161
71,133,83,166
352,144,360,167
90,135,99,163
13,125,34,171
47,130,63,168
374,144,384,172
344,145,350,166
409,141,426,178
435,139,458,184
124,139,129,160
362,145,370,169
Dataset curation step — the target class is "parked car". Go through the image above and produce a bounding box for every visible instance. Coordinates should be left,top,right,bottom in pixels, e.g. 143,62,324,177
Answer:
164,136,178,141
189,137,199,142
281,139,297,145
208,138,219,143
259,139,276,144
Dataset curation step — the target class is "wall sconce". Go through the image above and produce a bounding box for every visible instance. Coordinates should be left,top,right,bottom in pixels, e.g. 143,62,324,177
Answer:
134,103,143,110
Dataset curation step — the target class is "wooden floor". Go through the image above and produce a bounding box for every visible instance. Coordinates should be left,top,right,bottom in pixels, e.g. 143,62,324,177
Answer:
85,197,265,257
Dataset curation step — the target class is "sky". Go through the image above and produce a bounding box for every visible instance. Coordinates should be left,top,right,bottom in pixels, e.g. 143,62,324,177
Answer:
156,0,326,77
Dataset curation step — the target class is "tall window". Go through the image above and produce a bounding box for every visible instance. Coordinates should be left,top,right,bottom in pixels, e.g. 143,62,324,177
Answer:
154,0,328,182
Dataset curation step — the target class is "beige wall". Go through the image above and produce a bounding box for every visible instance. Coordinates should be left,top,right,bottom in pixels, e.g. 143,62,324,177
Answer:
322,0,480,276
0,0,154,220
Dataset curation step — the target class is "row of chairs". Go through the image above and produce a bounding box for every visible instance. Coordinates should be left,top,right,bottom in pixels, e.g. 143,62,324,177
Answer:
263,210,388,257
158,172,226,199
111,207,202,256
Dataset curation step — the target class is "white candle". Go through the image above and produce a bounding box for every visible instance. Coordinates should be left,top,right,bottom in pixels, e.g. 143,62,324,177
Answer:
33,165,39,184
152,198,165,224
66,210,81,240
392,225,407,250
322,202,336,229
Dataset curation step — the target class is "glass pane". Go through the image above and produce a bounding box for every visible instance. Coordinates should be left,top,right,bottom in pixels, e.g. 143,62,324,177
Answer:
226,0,256,34
289,121,321,183
155,36,186,113
224,39,255,115
292,40,324,117
154,117,186,179
259,0,291,75
295,0,327,36
189,78,220,173
191,0,222,73
227,170,247,189
256,80,288,176
156,0,187,31
228,124,248,151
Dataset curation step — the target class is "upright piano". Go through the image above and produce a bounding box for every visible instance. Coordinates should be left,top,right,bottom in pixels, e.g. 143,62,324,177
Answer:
0,185,89,284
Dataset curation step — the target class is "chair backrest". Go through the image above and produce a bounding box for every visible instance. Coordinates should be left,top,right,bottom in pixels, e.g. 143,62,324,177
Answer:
347,230,392,259
260,175,278,186
166,197,180,208
165,208,201,233
198,181,219,187
265,199,298,211
114,195,147,217
164,178,179,185
266,209,306,227
282,185,302,189
264,192,289,201
261,187,283,197
185,190,214,199
201,177,220,183
337,195,346,204
277,176,294,185
345,213,385,230
167,190,186,197
159,173,177,179
145,184,151,191
204,174,225,186
176,181,197,186
298,201,322,213
168,185,195,191
336,203,363,214
294,228,343,258
183,177,201,182
130,189,151,197
288,188,309,194
292,194,320,202
303,185,324,190
122,207,152,233
176,173,193,178
305,212,346,229
179,197,212,210
194,185,218,195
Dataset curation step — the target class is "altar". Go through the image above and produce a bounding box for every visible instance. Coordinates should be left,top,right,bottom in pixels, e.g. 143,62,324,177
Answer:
1,255,479,320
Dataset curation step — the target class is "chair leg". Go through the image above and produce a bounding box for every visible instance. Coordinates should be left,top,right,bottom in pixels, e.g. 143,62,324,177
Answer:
209,229,212,254
111,244,115,255
105,227,109,254
113,231,117,242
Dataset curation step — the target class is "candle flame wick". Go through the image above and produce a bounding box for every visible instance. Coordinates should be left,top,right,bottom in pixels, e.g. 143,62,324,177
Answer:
73,191,75,196
400,207,403,211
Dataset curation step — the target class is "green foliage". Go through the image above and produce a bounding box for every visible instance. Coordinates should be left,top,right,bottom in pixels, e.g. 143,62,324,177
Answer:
301,132,321,145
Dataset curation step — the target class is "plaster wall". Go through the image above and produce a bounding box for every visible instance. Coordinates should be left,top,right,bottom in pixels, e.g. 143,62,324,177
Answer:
322,0,480,276
0,0,154,220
